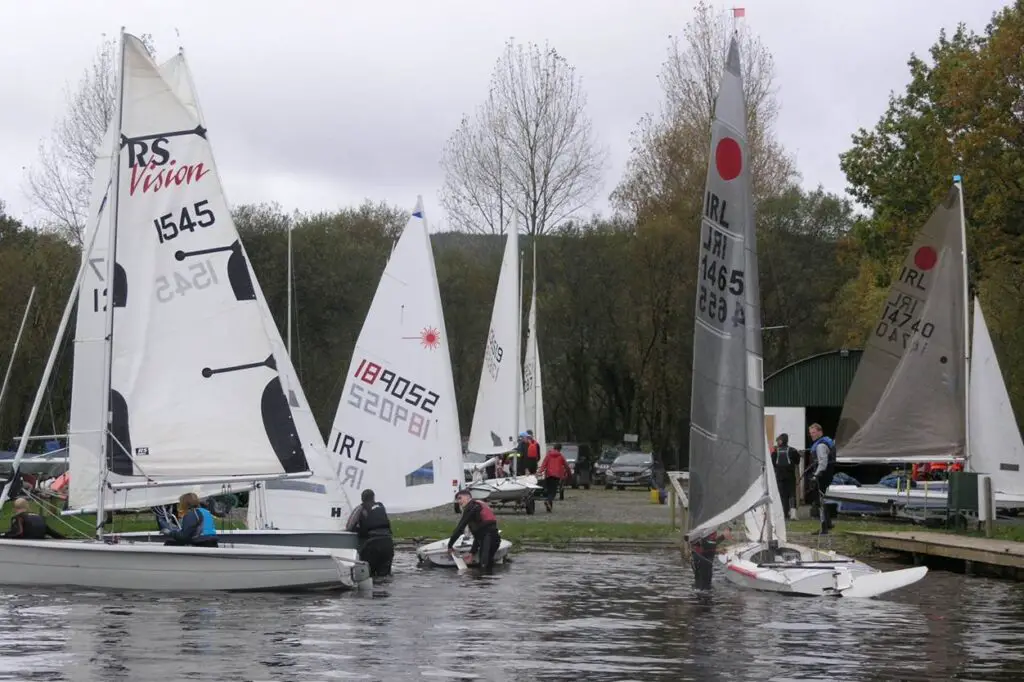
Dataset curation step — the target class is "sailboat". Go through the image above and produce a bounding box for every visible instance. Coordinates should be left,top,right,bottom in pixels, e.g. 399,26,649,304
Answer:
0,33,356,591
523,242,546,459
464,221,542,511
825,180,1024,513
100,52,367,583
686,35,927,597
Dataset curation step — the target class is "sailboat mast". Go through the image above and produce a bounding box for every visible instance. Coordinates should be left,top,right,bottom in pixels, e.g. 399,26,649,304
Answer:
514,225,522,477
286,221,293,358
0,287,35,419
95,29,128,538
954,174,971,463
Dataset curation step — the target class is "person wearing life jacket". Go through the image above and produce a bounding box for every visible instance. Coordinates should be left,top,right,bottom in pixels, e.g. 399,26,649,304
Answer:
345,489,394,578
162,492,218,547
689,529,720,590
523,430,541,475
448,489,501,572
808,423,837,535
537,443,571,512
3,497,65,540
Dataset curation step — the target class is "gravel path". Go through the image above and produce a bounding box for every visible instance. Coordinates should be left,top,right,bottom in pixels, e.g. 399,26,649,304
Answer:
392,487,675,525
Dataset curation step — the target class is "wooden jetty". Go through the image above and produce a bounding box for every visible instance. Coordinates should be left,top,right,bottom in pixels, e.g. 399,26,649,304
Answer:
850,530,1024,580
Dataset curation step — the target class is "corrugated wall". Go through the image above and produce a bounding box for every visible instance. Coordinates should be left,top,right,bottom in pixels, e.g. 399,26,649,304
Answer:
764,349,863,408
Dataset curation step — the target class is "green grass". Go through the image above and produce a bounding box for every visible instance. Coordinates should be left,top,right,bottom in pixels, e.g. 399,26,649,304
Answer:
0,500,244,537
392,519,678,547
789,517,1024,543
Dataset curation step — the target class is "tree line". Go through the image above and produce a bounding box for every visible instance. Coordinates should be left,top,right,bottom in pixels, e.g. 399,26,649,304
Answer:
2,2,1021,467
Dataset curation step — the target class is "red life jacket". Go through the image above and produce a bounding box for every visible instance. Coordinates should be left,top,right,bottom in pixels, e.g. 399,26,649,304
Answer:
527,440,540,460
475,500,496,524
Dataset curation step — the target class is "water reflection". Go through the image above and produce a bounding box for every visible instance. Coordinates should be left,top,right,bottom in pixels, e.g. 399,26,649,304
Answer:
0,552,1022,680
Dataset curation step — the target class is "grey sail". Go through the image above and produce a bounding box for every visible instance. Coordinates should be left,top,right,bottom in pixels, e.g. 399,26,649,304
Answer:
836,186,967,461
687,36,769,540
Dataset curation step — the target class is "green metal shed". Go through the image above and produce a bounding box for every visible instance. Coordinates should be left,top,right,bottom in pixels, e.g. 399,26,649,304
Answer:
765,349,863,408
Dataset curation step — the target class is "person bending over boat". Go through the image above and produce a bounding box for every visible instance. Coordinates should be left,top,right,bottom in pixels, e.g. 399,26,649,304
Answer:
345,489,394,578
537,443,571,512
448,490,501,573
689,530,719,590
161,492,218,547
4,498,65,540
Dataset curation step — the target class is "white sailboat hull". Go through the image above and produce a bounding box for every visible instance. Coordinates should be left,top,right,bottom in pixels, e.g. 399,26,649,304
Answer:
467,475,541,502
416,535,512,568
114,529,370,589
720,541,927,598
0,539,358,592
826,484,1024,511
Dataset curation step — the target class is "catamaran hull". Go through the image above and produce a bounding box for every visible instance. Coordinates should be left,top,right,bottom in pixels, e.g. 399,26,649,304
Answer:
0,539,355,592
826,484,1024,512
719,541,927,598
114,529,370,589
416,536,512,568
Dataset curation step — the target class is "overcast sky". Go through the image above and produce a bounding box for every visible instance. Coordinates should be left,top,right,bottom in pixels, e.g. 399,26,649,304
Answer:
0,0,1012,230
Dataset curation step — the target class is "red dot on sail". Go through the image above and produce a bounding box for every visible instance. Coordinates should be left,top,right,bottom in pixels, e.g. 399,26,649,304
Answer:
421,327,440,349
914,246,938,271
715,138,742,181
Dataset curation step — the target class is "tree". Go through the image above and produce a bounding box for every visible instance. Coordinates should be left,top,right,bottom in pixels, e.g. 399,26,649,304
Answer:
439,39,606,236
24,34,155,245
613,1,795,217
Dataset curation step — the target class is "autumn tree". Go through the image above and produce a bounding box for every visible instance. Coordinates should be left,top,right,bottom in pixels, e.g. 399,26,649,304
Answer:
439,39,606,236
24,34,155,245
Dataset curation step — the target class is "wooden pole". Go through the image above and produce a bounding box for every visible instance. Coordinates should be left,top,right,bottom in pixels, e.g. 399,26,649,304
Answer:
984,476,994,538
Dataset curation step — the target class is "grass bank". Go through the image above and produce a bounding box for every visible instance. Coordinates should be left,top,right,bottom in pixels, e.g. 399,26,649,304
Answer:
392,519,678,548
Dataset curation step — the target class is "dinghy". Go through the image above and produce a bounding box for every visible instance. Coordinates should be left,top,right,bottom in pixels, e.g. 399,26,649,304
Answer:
463,221,542,511
686,35,927,598
0,34,355,592
826,179,1024,515
103,53,366,579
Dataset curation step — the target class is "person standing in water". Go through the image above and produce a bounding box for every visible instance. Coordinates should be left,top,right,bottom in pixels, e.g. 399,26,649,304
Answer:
448,489,501,572
345,489,395,578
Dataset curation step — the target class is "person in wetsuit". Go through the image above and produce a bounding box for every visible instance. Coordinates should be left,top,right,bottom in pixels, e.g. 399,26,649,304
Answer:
689,531,719,590
4,497,64,539
345,489,395,578
161,492,218,547
448,489,501,573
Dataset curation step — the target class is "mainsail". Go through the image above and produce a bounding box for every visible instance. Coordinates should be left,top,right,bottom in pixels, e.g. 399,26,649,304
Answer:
326,198,462,513
968,299,1024,492
69,36,313,512
836,186,968,462
467,225,521,456
523,243,546,455
687,36,769,540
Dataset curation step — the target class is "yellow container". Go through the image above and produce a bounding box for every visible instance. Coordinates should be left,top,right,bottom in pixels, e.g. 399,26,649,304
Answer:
649,488,660,504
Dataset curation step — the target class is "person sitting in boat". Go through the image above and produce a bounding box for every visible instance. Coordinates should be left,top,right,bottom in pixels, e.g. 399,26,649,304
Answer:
161,492,218,547
3,497,65,540
537,443,571,513
448,490,501,573
345,488,394,578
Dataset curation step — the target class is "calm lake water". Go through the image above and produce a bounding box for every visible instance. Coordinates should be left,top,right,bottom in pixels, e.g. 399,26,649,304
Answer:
1,549,1023,681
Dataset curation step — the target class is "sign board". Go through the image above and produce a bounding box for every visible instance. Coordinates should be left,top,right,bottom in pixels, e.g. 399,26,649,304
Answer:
623,433,639,443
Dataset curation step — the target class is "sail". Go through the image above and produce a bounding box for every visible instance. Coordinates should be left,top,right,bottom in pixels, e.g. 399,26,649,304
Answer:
836,186,967,461
70,35,312,512
69,53,226,512
687,37,768,540
744,435,788,543
326,198,462,513
968,299,1024,492
468,226,521,456
523,250,546,455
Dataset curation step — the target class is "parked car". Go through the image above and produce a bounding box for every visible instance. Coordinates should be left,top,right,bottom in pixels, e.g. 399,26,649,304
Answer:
604,451,654,490
558,443,593,490
592,449,622,486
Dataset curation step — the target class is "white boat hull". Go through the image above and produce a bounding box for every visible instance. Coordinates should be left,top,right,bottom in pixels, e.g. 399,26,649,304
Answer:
467,475,541,502
114,529,371,589
416,536,512,568
0,539,357,592
826,484,1024,511
719,541,927,598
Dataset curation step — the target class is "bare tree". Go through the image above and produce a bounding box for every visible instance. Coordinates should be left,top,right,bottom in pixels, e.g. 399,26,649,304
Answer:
24,34,155,245
613,2,795,215
440,39,607,236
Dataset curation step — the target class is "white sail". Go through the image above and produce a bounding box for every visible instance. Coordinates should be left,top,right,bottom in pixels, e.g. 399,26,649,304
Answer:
968,299,1024,494
70,36,313,512
523,246,546,455
69,53,220,512
326,198,462,513
467,226,521,456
